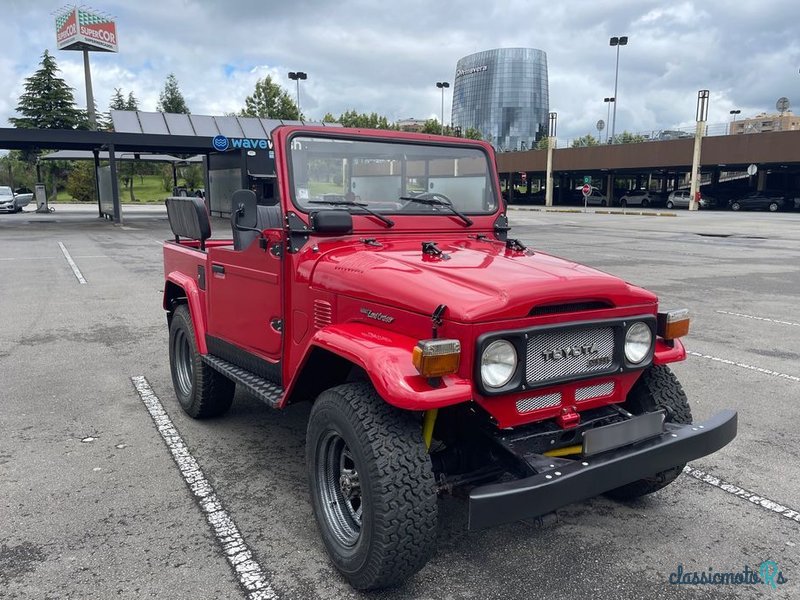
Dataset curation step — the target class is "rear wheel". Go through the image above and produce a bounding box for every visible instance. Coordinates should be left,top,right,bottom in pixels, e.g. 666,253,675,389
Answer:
601,199,607,207
666,200,674,209
641,198,649,207
768,202,779,212
307,382,438,590
731,201,741,211
620,199,628,207
169,304,234,418
605,365,692,500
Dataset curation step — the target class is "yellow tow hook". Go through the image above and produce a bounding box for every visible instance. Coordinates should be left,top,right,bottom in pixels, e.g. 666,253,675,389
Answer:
543,444,583,458
422,408,438,451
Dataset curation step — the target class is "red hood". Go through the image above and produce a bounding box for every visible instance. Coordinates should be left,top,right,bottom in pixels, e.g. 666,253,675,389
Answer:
310,236,656,322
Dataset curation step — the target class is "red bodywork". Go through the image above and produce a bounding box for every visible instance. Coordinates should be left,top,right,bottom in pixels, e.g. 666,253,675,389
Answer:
163,126,685,429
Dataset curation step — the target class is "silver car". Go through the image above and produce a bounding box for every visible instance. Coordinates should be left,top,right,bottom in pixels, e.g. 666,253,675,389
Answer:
666,189,708,209
0,186,33,213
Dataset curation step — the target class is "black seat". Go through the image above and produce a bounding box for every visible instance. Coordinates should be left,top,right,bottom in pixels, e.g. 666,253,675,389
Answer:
231,196,283,251
166,196,211,250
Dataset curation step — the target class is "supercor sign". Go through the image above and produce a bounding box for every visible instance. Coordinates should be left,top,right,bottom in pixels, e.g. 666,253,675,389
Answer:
56,8,119,53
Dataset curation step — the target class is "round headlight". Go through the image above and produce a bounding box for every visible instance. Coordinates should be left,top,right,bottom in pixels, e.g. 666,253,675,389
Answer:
481,340,517,388
625,322,652,363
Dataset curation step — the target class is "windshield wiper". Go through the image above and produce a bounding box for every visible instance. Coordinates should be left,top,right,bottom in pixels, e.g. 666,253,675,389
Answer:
399,195,473,226
308,199,394,228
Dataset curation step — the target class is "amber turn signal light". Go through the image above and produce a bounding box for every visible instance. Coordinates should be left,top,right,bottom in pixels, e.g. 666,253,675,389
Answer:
412,339,461,378
657,309,690,340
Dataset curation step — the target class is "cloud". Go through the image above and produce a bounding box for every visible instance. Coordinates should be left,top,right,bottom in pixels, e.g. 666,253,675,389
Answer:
1,0,798,145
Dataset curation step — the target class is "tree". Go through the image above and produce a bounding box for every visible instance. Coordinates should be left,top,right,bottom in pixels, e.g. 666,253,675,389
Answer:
536,137,551,150
464,128,482,140
239,76,301,120
421,119,443,134
109,88,126,111
571,134,599,148
322,112,337,123
157,73,190,114
66,162,97,202
336,110,394,129
610,131,646,144
9,50,85,130
126,91,139,111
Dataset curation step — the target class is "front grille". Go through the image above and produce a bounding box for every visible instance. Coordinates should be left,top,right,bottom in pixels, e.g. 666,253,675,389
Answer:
526,327,615,385
516,392,562,413
575,381,615,401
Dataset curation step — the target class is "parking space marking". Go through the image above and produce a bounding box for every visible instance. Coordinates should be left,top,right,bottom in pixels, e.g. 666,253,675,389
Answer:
687,351,800,383
684,465,800,524
716,310,800,328
131,376,277,600
57,242,87,284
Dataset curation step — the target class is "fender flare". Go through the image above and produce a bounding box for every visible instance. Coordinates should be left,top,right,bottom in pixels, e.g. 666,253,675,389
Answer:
653,337,685,365
164,271,208,354
297,323,473,410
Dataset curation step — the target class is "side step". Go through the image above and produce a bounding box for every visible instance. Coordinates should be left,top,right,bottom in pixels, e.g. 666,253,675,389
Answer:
202,354,283,408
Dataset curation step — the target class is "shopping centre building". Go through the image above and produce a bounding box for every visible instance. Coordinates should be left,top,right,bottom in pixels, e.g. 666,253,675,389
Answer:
451,48,549,151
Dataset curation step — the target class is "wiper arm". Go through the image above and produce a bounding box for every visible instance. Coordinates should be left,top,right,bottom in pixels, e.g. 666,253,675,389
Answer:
308,199,394,228
399,195,473,226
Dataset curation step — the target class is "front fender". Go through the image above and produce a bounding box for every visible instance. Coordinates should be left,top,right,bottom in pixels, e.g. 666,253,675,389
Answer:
653,337,685,365
164,271,207,354
308,323,473,410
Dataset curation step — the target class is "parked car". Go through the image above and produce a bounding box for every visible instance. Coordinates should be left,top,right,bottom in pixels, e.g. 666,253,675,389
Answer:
728,191,790,212
576,187,608,206
666,190,713,209
619,189,656,207
0,185,32,213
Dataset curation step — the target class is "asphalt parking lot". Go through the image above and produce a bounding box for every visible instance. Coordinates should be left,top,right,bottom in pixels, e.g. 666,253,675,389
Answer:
1,204,798,599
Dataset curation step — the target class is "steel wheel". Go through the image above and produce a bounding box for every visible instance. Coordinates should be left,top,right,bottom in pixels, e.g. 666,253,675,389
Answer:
666,201,674,209
317,430,363,547
173,327,193,398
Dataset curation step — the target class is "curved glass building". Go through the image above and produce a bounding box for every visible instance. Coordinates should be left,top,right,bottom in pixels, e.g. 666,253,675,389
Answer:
451,48,549,151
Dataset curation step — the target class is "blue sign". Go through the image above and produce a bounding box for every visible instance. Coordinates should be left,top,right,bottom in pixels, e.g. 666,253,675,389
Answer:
212,135,229,151
211,135,273,152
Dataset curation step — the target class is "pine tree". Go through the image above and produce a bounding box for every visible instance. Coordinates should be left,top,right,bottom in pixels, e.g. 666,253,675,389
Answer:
126,91,139,111
9,50,85,130
109,88,126,111
157,73,190,114
239,76,301,120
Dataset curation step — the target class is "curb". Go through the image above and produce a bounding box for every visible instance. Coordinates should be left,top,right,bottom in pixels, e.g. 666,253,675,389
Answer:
509,206,678,218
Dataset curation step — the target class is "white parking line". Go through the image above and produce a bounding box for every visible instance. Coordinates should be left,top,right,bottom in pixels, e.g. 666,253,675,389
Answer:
131,376,277,600
716,310,800,328
684,465,800,524
687,351,800,383
57,242,87,284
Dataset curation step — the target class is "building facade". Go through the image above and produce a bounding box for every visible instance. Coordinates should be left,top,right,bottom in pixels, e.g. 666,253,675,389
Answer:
451,48,549,151
729,112,799,135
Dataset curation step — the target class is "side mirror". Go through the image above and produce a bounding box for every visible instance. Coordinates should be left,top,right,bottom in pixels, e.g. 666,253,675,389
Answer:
310,210,353,234
232,189,258,229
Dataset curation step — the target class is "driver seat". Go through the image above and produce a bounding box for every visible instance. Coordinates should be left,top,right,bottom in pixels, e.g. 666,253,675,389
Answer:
231,192,283,250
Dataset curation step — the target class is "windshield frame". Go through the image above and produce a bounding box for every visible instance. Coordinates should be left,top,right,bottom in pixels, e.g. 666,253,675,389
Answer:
285,130,501,219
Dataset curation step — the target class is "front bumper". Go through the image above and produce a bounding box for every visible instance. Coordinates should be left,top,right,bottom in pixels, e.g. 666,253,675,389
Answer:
469,409,737,530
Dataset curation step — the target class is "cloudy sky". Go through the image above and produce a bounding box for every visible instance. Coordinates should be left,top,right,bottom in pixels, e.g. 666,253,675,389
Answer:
1,0,798,143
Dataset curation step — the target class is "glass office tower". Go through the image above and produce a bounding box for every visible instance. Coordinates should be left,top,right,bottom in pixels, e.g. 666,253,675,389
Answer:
451,48,549,151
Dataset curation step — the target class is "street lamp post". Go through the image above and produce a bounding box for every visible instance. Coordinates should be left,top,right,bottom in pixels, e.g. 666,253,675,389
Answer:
609,36,628,142
545,112,557,207
689,90,710,212
288,71,307,117
436,81,450,135
729,109,741,135
604,97,615,143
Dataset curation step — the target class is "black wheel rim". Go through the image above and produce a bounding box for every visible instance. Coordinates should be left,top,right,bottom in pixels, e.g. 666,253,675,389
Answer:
173,328,193,397
317,431,362,547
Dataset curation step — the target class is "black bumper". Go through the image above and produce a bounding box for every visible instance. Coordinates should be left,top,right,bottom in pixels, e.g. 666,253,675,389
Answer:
468,409,737,530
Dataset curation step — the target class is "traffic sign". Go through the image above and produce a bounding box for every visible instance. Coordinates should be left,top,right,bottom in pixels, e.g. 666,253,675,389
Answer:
581,184,592,196
747,164,758,176
583,176,592,185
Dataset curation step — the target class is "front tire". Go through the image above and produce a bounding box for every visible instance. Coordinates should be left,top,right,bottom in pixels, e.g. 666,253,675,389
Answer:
768,202,779,212
641,199,649,208
605,365,692,501
168,304,235,418
620,199,628,208
731,201,741,211
306,382,438,590
666,200,674,209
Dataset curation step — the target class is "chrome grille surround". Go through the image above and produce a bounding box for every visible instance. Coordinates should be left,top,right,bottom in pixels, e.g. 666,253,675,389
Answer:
526,327,615,386
516,392,562,413
575,381,615,402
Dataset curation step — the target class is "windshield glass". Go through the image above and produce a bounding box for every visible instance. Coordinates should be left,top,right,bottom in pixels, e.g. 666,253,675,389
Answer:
0,186,12,196
288,135,498,215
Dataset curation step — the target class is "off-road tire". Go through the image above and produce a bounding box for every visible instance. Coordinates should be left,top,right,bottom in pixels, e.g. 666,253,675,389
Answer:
605,365,692,501
306,382,438,590
168,304,234,418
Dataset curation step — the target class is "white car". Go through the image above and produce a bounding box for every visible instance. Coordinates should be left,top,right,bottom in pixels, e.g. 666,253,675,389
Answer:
0,186,33,213
619,189,656,207
583,188,608,206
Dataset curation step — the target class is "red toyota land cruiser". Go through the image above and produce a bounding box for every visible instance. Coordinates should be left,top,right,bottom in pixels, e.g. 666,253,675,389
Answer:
162,126,737,590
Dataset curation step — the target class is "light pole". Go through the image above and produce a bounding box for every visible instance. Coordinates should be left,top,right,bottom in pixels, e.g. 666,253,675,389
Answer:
609,36,628,142
436,81,450,135
545,112,557,207
689,90,710,212
604,97,615,143
288,71,307,117
729,109,741,135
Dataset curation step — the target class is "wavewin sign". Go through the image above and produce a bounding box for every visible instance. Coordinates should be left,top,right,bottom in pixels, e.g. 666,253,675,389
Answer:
212,135,274,152
56,8,118,53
